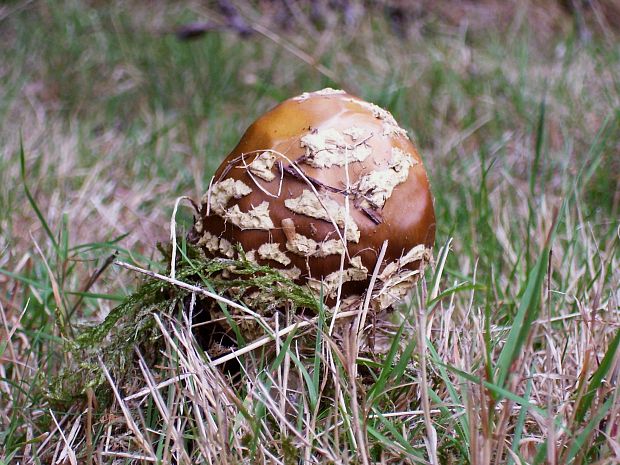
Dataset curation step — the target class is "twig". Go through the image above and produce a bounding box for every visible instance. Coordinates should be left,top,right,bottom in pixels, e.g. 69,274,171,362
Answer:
359,204,382,225
85,388,94,465
368,409,443,418
69,252,117,319
282,163,341,194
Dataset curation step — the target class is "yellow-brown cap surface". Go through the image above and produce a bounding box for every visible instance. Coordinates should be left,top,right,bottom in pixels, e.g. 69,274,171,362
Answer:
189,88,435,307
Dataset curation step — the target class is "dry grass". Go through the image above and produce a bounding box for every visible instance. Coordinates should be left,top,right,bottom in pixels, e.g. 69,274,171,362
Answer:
1,1,619,463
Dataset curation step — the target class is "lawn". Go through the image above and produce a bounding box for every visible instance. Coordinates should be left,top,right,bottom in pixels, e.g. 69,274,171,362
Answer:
1,1,619,463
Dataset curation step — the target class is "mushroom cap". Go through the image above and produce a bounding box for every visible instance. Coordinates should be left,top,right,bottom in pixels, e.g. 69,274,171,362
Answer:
190,88,435,303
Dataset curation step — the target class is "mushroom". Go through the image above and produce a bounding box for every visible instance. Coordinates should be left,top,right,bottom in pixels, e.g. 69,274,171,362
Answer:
189,88,435,312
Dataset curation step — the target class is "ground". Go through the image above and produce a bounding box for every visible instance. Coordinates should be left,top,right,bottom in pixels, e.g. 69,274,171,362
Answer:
0,1,619,464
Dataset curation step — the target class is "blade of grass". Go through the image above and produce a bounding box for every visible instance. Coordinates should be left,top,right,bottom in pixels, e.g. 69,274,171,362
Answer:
249,325,299,456
566,396,615,463
495,245,548,388
288,349,318,411
429,237,452,301
427,282,485,312
19,139,59,255
508,375,533,465
574,328,620,423
530,88,547,196
368,322,417,404
496,201,565,388
368,409,426,460
312,299,325,395
441,363,547,417
426,341,470,445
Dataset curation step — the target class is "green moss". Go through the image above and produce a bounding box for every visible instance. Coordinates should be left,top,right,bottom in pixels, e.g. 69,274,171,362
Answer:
46,244,321,408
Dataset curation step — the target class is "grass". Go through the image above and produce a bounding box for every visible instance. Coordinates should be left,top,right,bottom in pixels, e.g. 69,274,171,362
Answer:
1,1,619,463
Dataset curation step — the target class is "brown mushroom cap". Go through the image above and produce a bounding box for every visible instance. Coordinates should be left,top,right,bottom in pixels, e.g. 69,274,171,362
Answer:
189,88,435,306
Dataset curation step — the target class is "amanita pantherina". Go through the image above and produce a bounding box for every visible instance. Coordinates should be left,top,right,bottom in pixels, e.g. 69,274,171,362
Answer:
189,88,435,320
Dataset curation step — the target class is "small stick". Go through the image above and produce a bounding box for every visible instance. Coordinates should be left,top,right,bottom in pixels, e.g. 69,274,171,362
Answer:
283,163,341,193
69,252,117,318
85,388,94,465
114,260,259,318
212,148,351,260
359,205,383,225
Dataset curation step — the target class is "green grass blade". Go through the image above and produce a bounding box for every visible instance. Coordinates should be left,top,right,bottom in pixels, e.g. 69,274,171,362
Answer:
574,328,620,423
369,329,417,405
565,396,614,462
428,237,452,301
508,375,533,465
369,409,425,459
427,282,485,312
19,140,59,254
496,200,566,388
530,89,546,196
442,363,547,416
312,300,325,394
427,341,470,444
368,322,408,402
288,350,318,411
495,245,548,388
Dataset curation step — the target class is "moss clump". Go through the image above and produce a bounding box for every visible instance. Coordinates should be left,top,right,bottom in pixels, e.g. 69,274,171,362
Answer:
46,243,322,408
